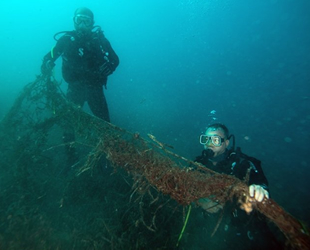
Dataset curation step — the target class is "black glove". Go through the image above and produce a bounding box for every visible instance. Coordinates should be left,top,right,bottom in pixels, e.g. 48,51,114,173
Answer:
41,59,55,75
99,61,113,77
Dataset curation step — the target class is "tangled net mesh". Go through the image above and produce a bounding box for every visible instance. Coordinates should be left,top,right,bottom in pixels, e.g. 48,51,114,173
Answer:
0,76,309,249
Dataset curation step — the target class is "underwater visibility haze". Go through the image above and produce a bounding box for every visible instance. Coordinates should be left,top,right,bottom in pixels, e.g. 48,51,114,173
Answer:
0,0,309,249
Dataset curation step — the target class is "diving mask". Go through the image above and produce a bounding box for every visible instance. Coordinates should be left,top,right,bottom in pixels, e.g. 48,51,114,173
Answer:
74,14,93,27
200,135,225,147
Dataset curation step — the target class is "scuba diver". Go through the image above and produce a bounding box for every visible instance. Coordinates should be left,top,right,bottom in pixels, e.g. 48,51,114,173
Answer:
196,123,269,203
41,7,119,171
41,7,119,122
191,123,283,250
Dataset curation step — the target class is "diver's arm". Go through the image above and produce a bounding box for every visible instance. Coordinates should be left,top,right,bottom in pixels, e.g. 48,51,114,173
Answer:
248,160,269,202
248,160,269,190
101,38,119,72
41,35,67,74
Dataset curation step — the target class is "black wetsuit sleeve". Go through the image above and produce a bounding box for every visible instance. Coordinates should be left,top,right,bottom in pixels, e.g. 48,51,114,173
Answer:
41,35,68,72
101,37,119,72
247,159,269,192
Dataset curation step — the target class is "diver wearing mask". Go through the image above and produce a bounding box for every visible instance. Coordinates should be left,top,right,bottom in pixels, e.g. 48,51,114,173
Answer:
195,123,269,197
41,7,119,171
41,7,119,122
192,123,283,250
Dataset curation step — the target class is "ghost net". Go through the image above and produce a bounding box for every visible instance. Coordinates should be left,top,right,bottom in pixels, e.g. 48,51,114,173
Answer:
0,75,309,250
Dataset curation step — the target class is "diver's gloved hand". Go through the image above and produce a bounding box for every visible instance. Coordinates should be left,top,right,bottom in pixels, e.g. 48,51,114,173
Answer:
41,60,55,75
240,185,269,214
249,184,269,202
99,61,113,77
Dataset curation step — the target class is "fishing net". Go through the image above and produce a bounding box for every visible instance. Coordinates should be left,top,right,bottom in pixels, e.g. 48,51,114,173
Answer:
0,75,309,249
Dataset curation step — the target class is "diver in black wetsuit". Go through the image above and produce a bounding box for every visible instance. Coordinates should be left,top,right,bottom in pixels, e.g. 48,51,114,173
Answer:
41,7,119,170
191,123,283,250
41,7,119,122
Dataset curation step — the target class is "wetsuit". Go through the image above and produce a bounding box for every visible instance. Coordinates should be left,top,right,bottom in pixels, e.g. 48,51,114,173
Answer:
195,149,269,189
190,149,284,250
42,28,119,121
